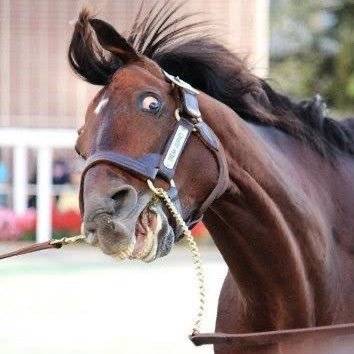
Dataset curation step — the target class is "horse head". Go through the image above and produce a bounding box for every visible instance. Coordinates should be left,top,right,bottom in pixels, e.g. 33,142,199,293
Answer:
69,10,228,261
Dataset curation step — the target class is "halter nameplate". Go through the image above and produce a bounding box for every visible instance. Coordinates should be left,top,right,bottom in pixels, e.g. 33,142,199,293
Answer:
163,125,189,169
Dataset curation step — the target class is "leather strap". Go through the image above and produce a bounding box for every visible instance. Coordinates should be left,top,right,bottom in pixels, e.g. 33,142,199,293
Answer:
0,241,62,260
194,143,228,220
181,89,201,118
189,323,354,347
83,151,161,181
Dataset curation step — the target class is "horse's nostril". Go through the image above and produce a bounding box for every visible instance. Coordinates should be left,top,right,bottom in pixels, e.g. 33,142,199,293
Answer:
110,185,138,217
112,188,129,204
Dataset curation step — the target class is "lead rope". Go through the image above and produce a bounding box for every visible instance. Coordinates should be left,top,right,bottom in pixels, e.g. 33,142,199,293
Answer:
147,179,206,336
56,179,206,335
55,182,206,335
1,182,205,335
50,234,86,246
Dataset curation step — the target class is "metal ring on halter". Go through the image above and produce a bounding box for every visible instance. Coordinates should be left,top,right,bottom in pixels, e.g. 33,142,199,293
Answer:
175,109,197,131
175,108,201,126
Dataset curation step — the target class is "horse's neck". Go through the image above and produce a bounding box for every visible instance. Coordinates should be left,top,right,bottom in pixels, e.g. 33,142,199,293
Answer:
201,101,354,328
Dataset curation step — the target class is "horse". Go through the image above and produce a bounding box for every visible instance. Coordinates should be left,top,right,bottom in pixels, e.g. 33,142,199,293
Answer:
68,3,354,353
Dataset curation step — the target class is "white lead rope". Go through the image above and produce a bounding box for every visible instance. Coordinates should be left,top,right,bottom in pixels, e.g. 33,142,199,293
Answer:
55,179,206,336
147,179,206,335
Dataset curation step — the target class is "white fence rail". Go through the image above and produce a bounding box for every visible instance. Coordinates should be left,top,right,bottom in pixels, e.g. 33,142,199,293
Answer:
0,128,77,242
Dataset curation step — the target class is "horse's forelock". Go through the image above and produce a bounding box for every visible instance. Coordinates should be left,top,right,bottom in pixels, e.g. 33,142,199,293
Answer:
68,9,122,86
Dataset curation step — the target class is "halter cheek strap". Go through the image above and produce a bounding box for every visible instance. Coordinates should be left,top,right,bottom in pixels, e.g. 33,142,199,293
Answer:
79,71,228,229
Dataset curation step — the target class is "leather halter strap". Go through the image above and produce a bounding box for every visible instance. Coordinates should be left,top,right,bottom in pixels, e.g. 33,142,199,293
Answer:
79,70,228,229
83,152,161,181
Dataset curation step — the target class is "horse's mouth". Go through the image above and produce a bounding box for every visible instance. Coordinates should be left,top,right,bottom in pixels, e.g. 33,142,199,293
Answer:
84,201,175,262
128,206,162,261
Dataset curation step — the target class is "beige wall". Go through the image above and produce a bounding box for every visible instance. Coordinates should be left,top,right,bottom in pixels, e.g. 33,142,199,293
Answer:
0,0,269,129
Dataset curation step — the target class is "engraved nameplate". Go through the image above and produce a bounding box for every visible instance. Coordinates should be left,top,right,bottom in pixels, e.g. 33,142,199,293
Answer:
163,125,189,169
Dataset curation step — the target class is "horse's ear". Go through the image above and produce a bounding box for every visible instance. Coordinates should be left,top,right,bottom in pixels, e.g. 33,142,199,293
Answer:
89,18,140,63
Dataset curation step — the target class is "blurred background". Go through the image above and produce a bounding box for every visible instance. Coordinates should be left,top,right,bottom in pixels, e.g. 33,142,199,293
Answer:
0,0,352,353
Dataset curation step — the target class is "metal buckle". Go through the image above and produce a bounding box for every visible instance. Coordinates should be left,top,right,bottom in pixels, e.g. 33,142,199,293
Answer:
163,70,200,95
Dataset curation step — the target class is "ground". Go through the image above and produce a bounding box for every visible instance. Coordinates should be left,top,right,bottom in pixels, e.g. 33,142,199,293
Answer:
0,242,226,354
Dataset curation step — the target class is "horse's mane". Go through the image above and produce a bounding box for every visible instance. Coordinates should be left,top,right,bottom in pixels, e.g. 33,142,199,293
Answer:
68,2,354,159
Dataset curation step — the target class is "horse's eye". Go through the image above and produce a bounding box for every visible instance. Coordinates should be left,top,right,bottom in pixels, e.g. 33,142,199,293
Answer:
142,96,161,113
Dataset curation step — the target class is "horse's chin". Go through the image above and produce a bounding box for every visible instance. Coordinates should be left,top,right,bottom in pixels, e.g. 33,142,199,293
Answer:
85,203,176,262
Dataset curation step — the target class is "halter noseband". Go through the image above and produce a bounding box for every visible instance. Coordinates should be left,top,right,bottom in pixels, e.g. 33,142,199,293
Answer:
79,70,228,230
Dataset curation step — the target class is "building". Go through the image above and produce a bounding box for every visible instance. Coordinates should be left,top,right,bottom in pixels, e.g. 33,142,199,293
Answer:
0,0,269,129
0,0,269,241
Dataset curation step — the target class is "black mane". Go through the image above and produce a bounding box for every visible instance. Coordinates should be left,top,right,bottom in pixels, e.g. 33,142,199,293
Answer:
68,2,354,159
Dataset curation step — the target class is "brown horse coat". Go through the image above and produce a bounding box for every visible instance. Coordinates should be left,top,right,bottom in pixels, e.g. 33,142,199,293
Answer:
68,4,354,353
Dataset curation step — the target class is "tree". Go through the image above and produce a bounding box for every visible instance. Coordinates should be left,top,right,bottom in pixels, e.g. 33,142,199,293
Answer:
270,0,354,113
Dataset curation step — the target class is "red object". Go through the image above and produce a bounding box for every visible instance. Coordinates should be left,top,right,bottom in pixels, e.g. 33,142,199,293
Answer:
17,208,36,233
191,222,209,238
52,208,81,232
0,208,21,240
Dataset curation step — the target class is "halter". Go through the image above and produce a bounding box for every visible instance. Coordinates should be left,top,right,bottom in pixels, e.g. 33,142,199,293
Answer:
0,72,228,259
79,70,228,231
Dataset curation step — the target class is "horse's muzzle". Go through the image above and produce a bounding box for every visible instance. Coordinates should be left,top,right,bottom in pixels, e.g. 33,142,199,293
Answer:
84,212,134,256
81,161,177,260
82,181,141,255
